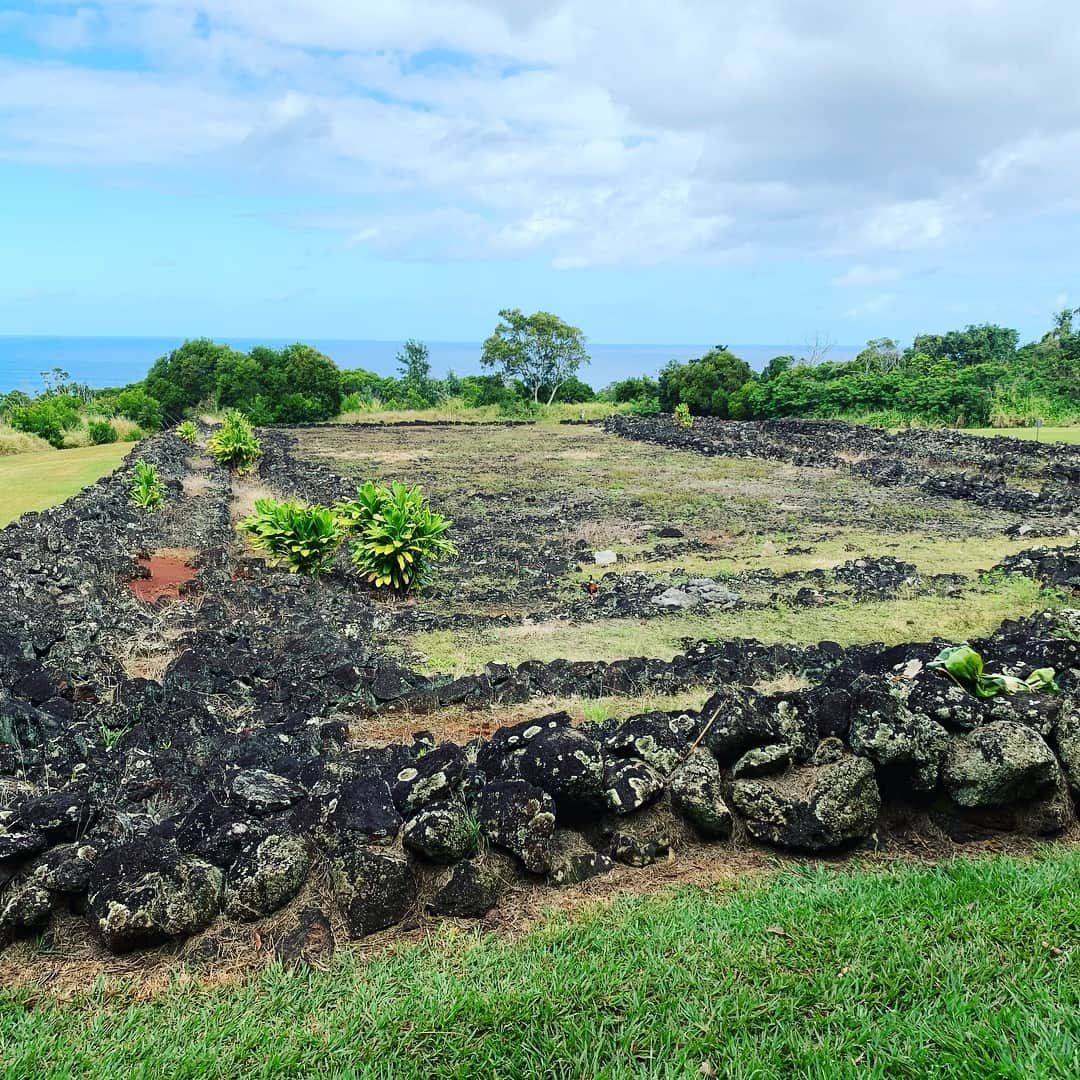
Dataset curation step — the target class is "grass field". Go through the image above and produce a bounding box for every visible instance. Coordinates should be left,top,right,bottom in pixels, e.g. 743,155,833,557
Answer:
967,426,1080,444
0,442,131,527
2,851,1078,1078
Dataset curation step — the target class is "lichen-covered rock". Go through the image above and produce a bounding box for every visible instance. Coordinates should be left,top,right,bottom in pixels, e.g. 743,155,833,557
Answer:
906,677,985,731
391,742,467,814
607,830,670,867
942,722,1060,807
293,773,402,849
985,692,1062,738
1053,705,1080,794
549,851,614,887
0,881,53,935
401,801,478,863
476,713,571,778
224,832,311,920
604,712,690,774
668,749,734,840
732,755,880,851
29,842,99,893
731,743,793,779
699,688,814,764
329,843,417,938
848,677,949,793
6,785,96,842
87,838,224,952
229,769,306,815
428,854,511,918
519,727,605,807
602,758,665,814
479,779,556,873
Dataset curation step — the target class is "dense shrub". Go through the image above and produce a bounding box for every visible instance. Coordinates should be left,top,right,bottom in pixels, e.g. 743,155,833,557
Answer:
114,387,163,431
336,481,456,593
8,396,82,448
602,375,660,404
87,420,119,444
207,410,262,473
240,499,343,576
129,460,163,510
659,349,754,417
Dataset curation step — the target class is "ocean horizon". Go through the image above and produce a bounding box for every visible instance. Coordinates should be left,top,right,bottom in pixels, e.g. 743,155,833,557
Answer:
0,336,860,394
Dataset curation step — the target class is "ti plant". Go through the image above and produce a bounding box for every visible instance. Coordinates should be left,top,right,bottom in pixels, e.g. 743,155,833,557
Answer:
175,420,198,444
928,644,1058,699
207,409,262,473
129,459,164,511
336,480,456,593
673,401,694,428
239,498,343,576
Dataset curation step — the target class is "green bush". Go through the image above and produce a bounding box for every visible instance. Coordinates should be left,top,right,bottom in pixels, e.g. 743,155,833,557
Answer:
8,396,82,448
207,410,262,473
240,498,343,576
625,396,661,416
87,420,119,444
130,460,163,510
122,427,145,442
673,402,693,428
336,481,456,593
115,387,163,431
175,420,198,444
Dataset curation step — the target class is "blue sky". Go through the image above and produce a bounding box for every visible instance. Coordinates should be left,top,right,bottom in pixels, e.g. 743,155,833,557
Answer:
1,1,1078,347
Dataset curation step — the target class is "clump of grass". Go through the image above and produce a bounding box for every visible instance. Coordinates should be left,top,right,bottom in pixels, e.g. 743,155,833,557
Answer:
0,424,53,456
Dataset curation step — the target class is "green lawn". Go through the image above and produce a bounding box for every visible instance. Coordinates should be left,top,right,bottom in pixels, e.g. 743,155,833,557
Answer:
3,851,1079,1078
0,442,131,527
967,426,1080,444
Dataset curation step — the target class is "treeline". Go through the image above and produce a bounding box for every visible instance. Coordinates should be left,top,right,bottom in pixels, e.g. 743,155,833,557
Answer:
3,309,1076,448
607,312,1080,427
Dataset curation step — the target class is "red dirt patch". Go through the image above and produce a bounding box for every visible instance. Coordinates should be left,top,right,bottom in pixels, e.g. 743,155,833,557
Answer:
128,552,197,602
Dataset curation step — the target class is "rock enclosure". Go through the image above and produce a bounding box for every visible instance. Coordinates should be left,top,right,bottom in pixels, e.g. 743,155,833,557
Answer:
1,420,1078,958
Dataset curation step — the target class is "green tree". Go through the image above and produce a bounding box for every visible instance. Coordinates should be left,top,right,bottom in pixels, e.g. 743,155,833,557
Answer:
396,340,438,405
144,339,248,418
658,348,754,417
481,308,590,404
909,324,1018,367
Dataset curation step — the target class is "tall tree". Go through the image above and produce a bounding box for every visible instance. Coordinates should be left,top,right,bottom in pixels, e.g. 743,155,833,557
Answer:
481,308,590,404
396,339,437,405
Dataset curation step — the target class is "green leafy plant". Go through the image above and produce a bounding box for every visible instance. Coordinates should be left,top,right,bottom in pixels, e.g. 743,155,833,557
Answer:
130,459,164,510
928,644,1058,698
207,409,262,473
673,402,694,428
336,481,456,593
239,498,343,576
175,420,198,444
87,419,118,444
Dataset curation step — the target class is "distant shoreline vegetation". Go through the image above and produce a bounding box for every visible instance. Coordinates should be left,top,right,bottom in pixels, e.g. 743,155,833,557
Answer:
1,309,1076,455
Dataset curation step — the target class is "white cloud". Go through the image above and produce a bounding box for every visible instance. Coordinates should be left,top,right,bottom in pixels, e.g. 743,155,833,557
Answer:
2,1,1080,267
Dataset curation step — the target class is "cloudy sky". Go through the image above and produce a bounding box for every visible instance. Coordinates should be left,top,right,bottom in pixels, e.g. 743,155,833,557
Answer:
1,0,1078,346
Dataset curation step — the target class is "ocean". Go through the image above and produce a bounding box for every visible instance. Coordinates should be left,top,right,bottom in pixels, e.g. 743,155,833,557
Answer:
0,336,858,394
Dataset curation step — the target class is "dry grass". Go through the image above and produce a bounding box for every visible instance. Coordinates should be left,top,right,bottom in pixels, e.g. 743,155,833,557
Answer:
229,478,279,522
348,687,715,746
0,423,53,455
182,474,213,497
